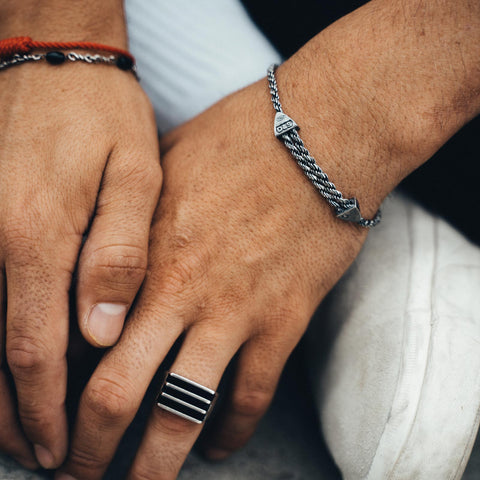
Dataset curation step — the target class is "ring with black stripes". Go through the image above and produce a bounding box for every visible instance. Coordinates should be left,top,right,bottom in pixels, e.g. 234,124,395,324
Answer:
156,372,218,424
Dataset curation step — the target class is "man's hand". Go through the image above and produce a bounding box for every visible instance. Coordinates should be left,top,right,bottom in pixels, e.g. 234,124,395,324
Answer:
57,74,372,480
0,0,161,469
58,0,479,477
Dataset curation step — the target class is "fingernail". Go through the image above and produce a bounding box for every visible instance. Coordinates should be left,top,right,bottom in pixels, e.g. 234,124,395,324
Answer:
205,448,231,461
55,474,77,480
34,444,55,469
86,303,127,346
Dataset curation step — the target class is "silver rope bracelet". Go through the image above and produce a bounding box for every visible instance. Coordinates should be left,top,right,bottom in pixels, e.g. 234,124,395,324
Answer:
0,52,138,78
267,64,381,228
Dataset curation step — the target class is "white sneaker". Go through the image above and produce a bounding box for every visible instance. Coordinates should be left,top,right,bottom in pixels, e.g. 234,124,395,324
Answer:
306,193,480,480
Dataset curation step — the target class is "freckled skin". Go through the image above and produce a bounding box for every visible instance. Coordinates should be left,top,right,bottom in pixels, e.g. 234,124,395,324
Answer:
0,0,161,469
61,0,480,475
1,0,479,478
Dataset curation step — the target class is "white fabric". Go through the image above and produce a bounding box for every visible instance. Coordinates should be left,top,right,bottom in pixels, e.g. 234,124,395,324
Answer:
125,0,282,132
308,194,480,479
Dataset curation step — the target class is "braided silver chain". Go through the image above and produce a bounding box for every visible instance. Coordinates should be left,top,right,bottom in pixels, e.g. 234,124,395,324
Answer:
267,64,381,228
0,52,137,76
0,53,42,70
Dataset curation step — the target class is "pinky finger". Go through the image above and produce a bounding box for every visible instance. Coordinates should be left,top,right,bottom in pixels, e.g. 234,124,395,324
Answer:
202,336,294,460
0,273,38,470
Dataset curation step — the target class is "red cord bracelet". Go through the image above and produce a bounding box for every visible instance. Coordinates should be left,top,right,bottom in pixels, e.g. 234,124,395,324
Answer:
0,36,134,62
0,36,136,76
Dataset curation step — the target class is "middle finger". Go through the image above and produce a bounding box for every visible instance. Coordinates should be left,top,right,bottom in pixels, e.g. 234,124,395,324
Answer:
127,324,242,480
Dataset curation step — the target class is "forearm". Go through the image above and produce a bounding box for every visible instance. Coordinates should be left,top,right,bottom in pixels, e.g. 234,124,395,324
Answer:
0,0,127,46
275,0,480,217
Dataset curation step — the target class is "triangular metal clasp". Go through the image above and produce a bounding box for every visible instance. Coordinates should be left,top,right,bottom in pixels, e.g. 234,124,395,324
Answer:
336,198,362,223
274,112,298,137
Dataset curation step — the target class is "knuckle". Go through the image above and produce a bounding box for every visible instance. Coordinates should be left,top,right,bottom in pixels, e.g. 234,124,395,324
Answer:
18,407,50,432
83,375,136,422
67,445,107,474
231,390,272,419
2,208,77,273
263,305,306,336
152,250,206,300
86,244,147,289
7,335,48,375
3,221,39,258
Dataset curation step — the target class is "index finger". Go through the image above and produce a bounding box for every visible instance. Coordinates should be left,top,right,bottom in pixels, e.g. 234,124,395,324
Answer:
57,290,186,480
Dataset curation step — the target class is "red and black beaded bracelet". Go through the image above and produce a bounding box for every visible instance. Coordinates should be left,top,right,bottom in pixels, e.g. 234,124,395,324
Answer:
0,37,137,76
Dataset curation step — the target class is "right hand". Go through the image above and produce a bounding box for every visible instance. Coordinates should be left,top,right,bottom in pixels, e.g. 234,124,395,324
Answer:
0,54,161,469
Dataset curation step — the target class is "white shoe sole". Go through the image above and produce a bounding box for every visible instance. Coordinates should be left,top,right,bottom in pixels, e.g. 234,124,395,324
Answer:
307,194,480,480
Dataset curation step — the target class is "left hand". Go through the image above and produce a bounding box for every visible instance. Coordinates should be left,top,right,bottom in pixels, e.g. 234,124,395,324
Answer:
56,72,372,480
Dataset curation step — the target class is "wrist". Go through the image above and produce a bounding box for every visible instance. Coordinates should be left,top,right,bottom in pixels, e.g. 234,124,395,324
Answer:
275,0,480,217
0,0,128,48
273,61,395,221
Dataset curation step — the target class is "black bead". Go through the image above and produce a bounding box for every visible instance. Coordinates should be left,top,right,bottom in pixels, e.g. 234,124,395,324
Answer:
116,55,134,71
45,51,66,65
